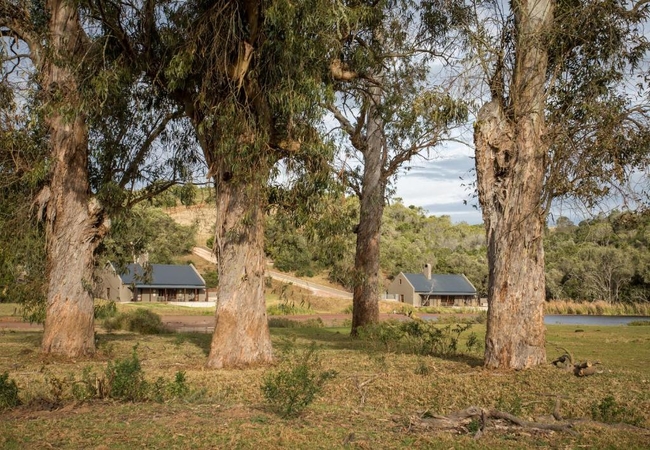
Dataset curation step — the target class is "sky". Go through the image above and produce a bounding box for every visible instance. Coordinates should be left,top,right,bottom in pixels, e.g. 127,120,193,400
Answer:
393,142,483,224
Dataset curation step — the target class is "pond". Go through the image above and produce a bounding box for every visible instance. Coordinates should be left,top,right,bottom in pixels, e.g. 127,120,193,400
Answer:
543,315,650,326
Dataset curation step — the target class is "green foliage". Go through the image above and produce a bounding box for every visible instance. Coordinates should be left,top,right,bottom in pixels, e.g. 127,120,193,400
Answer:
105,347,147,401
93,299,117,320
202,270,219,289
0,372,21,411
591,395,643,426
261,343,336,418
545,211,650,302
69,347,191,403
98,205,196,266
103,309,168,335
359,320,479,357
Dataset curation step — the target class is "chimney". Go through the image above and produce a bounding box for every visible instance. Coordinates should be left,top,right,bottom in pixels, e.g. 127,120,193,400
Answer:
423,263,432,280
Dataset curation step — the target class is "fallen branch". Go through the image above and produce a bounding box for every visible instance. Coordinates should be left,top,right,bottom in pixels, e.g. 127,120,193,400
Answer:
551,349,602,376
408,406,576,435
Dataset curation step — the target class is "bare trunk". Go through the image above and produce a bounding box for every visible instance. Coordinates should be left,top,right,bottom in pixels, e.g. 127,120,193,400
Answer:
474,0,553,369
40,0,105,356
206,170,272,368
351,85,385,335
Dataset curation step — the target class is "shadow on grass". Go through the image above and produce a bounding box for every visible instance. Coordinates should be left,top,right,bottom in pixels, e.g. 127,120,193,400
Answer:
169,332,212,355
269,326,484,367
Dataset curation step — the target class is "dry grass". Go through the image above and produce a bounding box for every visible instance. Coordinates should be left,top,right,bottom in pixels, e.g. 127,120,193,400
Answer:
1,324,649,449
545,300,650,316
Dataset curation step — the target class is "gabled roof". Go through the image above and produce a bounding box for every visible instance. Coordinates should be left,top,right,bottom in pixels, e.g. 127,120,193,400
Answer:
402,273,476,295
118,263,205,289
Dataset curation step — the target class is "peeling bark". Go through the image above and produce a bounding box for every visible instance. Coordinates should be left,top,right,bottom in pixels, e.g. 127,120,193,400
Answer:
206,169,272,368
474,0,553,369
40,0,106,357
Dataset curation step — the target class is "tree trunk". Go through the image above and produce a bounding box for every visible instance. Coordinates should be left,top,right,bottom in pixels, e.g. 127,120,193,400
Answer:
473,0,553,369
40,0,106,356
206,170,272,368
351,85,385,335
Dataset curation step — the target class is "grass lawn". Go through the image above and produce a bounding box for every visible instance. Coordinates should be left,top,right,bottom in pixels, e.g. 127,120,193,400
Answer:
1,322,649,449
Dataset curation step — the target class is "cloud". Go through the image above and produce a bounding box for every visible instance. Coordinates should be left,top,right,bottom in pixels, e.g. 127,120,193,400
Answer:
395,150,481,223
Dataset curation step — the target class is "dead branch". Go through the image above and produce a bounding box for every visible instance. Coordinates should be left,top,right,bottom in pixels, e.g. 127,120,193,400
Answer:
408,406,576,436
351,375,379,407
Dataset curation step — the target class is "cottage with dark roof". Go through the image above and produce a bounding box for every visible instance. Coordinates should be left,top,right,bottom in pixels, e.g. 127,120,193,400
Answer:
386,263,477,307
101,263,206,302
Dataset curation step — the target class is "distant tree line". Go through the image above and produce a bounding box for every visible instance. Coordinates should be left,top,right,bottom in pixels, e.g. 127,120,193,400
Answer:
265,200,650,304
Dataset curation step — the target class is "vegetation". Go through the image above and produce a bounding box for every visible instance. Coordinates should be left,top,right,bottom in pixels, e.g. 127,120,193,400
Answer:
0,325,648,447
103,309,169,335
0,372,20,411
98,205,197,267
261,342,336,418
267,201,650,304
469,0,650,369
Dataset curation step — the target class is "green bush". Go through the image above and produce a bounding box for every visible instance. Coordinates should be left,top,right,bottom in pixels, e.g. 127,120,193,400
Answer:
105,347,147,401
261,343,336,418
203,270,219,288
104,309,168,334
591,395,643,426
0,372,21,411
94,299,117,320
359,319,478,357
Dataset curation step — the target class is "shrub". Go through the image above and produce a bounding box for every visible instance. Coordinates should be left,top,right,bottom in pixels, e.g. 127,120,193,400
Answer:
105,347,148,401
0,372,21,411
359,320,479,357
104,309,168,334
591,395,643,426
261,343,336,418
94,299,117,320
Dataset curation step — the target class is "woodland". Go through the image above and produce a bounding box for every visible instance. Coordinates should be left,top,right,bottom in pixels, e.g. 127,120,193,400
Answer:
1,0,650,372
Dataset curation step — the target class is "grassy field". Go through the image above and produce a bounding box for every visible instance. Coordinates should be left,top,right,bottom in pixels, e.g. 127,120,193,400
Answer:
0,320,649,449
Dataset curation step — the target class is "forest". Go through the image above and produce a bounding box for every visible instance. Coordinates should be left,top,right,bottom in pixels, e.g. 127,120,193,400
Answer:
266,198,650,303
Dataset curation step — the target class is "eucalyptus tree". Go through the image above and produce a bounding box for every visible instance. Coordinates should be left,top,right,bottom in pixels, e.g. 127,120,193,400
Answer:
1,0,194,356
84,0,332,367
325,1,469,334
469,0,650,368
0,82,48,321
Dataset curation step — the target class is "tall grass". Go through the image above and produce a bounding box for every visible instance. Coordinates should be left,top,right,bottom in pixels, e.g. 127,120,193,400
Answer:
545,300,650,316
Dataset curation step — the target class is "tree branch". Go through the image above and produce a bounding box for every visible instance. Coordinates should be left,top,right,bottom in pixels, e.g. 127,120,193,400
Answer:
118,109,184,188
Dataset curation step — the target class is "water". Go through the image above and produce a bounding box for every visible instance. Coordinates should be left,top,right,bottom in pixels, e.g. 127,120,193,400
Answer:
543,315,650,326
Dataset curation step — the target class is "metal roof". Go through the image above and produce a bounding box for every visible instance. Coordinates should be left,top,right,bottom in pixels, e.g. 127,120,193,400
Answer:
119,264,205,289
403,273,476,295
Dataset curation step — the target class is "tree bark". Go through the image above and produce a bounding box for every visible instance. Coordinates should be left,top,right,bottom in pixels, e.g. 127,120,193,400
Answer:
206,168,272,368
40,0,106,356
474,0,553,369
351,84,385,335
